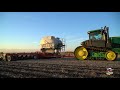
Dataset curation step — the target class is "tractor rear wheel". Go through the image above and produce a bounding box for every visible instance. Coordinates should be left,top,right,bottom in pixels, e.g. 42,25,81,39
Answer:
74,46,88,60
105,50,117,61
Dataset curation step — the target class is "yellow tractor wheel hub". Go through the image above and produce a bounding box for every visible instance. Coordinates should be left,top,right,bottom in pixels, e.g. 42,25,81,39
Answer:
105,51,116,61
74,46,88,60
79,51,84,56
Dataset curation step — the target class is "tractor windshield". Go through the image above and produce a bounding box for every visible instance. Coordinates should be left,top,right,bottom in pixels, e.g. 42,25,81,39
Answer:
89,32,102,40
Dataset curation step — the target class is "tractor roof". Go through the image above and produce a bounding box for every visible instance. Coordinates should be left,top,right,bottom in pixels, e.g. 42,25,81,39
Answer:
87,29,102,34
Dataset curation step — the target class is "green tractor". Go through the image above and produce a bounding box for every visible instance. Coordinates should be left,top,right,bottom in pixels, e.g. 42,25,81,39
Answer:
74,26,120,61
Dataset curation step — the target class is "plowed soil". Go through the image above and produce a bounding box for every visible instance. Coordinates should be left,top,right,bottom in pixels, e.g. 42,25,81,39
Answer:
0,57,120,78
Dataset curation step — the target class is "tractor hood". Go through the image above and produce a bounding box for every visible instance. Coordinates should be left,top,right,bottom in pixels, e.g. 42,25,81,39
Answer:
109,37,120,44
81,40,88,46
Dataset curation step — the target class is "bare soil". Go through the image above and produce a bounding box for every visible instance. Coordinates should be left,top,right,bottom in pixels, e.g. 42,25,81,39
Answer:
0,57,120,78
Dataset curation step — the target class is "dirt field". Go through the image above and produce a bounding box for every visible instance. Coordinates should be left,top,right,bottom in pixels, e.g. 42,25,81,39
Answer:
0,56,120,78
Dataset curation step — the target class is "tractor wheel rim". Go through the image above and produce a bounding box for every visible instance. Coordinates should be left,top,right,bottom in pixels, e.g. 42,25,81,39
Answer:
106,51,116,61
74,46,88,60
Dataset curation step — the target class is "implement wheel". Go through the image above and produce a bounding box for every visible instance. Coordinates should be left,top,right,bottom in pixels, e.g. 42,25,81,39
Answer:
105,51,117,61
6,55,12,61
74,46,88,60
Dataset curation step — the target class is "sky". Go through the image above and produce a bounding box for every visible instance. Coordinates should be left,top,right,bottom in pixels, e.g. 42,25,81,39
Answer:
0,12,120,52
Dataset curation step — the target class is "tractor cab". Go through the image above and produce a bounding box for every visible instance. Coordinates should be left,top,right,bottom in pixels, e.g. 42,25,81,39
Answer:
87,26,109,41
81,26,110,48
88,29,103,40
